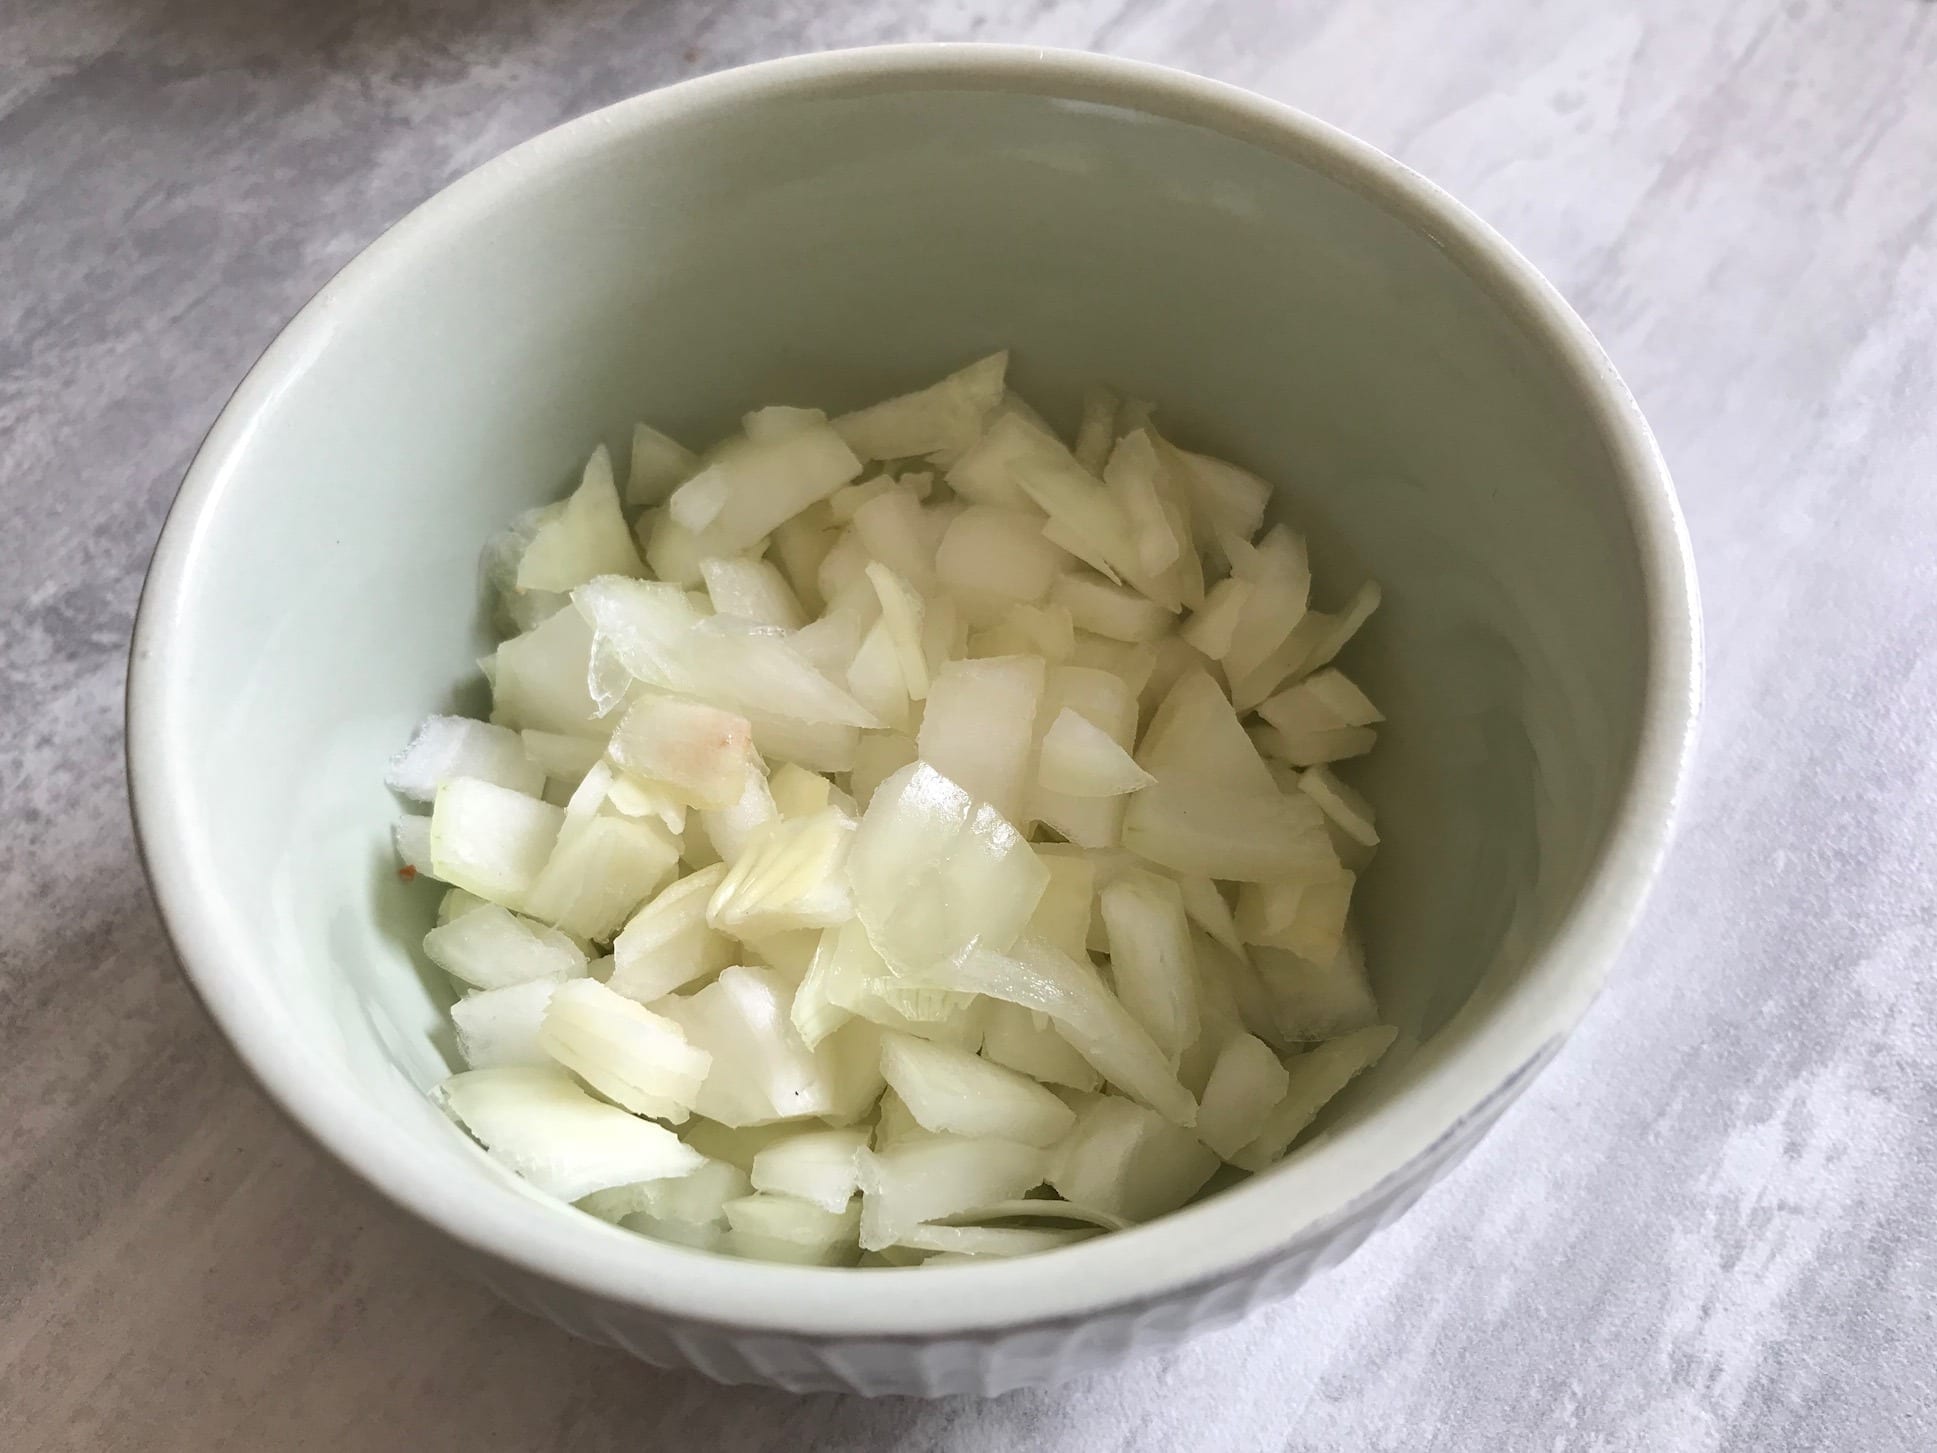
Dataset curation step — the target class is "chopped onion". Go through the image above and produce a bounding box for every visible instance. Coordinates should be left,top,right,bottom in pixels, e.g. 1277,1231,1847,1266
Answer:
424,903,588,990
452,980,560,1069
832,352,1008,463
516,446,645,593
706,805,856,936
847,762,1047,975
607,863,733,1004
857,1135,1049,1251
626,423,699,509
659,965,833,1127
749,1126,870,1212
1231,1024,1397,1171
406,361,1398,1265
723,1192,862,1265
388,716,544,803
436,1066,702,1201
879,1032,1077,1147
1037,707,1154,798
1194,1033,1292,1159
1254,937,1381,1044
1098,873,1200,1060
916,655,1045,827
1048,1095,1219,1221
539,979,711,1122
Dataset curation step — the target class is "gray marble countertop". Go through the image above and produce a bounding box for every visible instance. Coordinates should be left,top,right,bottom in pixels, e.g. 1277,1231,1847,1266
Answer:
5,1,1935,1448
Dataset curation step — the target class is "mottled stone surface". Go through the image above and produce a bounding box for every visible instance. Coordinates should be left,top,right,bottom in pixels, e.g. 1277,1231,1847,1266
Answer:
3,1,1934,1447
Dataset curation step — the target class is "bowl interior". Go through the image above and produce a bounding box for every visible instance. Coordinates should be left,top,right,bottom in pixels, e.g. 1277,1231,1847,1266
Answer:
139,61,1657,1316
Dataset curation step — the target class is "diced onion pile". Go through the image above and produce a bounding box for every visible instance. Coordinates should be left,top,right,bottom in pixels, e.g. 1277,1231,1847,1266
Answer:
392,354,1397,1268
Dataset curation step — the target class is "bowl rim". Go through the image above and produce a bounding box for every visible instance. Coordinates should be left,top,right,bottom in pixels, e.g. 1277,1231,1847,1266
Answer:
127,42,1701,1339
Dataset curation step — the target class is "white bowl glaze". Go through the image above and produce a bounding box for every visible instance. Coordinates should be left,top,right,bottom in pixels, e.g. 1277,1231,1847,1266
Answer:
127,45,1700,1395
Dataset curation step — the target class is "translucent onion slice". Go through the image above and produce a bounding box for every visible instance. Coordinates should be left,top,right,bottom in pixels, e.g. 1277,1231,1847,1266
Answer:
516,446,645,593
1098,873,1200,1060
1253,937,1381,1044
878,1032,1077,1147
388,716,544,803
916,655,1045,828
1037,707,1154,798
1194,1033,1292,1160
539,979,711,1122
1048,1095,1219,1222
605,694,753,810
935,505,1071,614
436,1066,703,1201
607,863,733,1004
1050,573,1173,643
658,966,833,1127
1230,1024,1398,1171
831,351,1008,464
520,812,680,942
921,936,1196,1127
701,556,806,631
672,422,862,557
429,778,564,907
1297,764,1379,848
857,1135,1049,1251
578,1154,748,1226
847,762,1048,976
749,1126,870,1212
451,979,560,1069
980,1001,1102,1092
706,805,856,937
626,422,699,509
722,1192,862,1266
416,906,581,999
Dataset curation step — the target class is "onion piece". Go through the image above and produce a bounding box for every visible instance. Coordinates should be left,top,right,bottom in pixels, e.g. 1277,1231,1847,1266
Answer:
879,1032,1077,1147
706,805,856,936
517,446,645,593
1121,776,1334,883
1102,430,1182,576
493,607,609,736
1037,707,1154,798
1194,1033,1292,1159
832,351,1008,463
424,903,588,990
1178,576,1253,661
916,655,1045,826
857,1135,1049,1251
672,423,862,556
848,762,1048,976
520,811,680,942
723,1192,862,1266
539,979,711,1122
658,965,834,1127
1298,765,1378,847
935,505,1070,615
865,562,931,701
922,936,1196,1127
607,864,734,1005
627,423,699,508
749,1126,870,1212
1098,873,1200,1060
451,980,561,1069
429,778,565,907
579,1155,748,1226
1230,1024,1397,1171
980,1001,1102,1092
701,556,807,631
935,1197,1130,1232
1050,573,1173,643
1235,867,1355,963
697,767,778,866
1254,937,1381,1044
388,716,544,803
605,695,753,810
518,729,606,785
436,1066,703,1201
1048,1095,1219,1221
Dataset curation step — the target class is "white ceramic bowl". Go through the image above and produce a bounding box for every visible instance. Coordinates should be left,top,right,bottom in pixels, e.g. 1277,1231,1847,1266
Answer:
127,45,1700,1396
